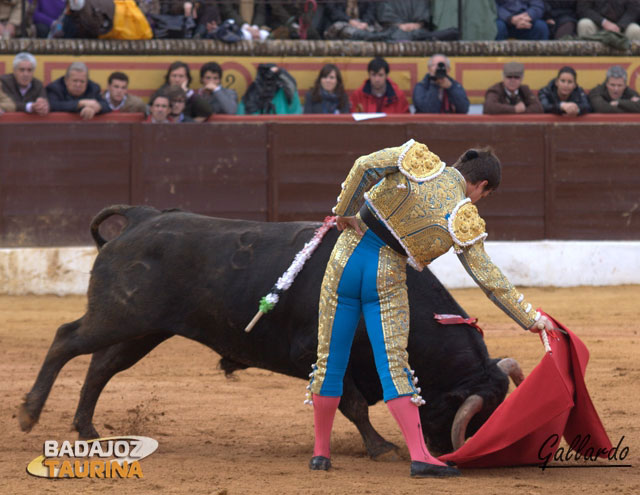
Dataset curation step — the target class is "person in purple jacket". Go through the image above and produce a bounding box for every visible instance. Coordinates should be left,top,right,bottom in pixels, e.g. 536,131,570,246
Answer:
31,0,66,38
495,0,550,40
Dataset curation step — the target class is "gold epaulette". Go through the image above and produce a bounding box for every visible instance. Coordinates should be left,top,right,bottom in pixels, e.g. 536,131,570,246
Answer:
448,199,487,249
398,139,446,182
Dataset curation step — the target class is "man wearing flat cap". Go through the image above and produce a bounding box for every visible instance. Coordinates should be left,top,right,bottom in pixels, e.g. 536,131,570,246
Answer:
483,61,543,114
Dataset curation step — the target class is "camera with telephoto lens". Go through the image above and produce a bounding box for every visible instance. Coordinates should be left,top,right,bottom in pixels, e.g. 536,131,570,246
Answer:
430,62,447,81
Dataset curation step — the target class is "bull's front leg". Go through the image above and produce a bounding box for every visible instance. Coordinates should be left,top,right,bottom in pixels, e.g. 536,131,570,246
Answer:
73,333,172,439
19,318,84,432
340,372,400,461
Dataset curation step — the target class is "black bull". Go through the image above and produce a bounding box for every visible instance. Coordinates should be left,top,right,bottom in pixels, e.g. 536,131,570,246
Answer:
19,205,523,457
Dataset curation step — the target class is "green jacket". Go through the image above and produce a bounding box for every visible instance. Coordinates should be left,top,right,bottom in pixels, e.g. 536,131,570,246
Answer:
237,88,302,115
431,0,497,40
588,83,640,113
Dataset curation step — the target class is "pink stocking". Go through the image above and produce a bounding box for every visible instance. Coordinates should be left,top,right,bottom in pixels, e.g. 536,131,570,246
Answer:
387,396,446,466
312,394,340,458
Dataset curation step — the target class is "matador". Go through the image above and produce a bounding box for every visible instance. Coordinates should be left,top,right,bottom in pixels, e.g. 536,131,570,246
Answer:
306,140,556,478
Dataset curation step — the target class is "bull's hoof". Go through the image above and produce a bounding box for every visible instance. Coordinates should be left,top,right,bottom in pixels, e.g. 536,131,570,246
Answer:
309,456,331,471
18,403,37,432
76,426,100,440
370,442,401,462
73,420,100,440
410,461,460,478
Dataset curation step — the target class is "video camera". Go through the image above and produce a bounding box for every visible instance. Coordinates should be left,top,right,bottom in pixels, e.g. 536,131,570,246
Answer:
429,62,447,81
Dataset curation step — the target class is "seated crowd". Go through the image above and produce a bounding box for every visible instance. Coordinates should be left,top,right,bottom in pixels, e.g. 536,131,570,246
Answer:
1,52,639,120
4,1,640,42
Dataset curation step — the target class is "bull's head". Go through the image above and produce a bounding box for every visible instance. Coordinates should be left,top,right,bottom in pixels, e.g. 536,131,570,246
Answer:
419,357,524,455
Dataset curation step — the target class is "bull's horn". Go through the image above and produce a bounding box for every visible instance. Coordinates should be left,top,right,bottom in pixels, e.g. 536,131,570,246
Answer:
497,358,525,387
451,394,484,451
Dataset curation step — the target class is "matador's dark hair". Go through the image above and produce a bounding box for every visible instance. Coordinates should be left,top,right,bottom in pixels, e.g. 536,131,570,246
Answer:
453,147,501,191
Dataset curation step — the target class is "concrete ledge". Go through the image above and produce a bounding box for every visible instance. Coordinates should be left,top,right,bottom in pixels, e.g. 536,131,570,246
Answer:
0,247,98,296
430,241,640,288
1,241,638,295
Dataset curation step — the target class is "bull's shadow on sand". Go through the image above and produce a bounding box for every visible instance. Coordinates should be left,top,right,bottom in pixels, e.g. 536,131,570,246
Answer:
18,205,523,459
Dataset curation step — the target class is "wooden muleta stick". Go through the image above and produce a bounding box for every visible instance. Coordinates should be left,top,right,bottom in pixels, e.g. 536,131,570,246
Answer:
537,321,552,353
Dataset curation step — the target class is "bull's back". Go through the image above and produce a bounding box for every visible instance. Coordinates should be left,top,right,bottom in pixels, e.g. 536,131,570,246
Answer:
87,211,336,375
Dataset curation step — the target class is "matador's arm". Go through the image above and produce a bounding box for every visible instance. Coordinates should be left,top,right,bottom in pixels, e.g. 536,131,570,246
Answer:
457,242,540,329
332,143,408,216
448,200,539,330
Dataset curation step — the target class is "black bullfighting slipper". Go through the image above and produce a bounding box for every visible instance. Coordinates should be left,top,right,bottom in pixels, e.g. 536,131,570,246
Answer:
410,461,461,478
309,455,331,471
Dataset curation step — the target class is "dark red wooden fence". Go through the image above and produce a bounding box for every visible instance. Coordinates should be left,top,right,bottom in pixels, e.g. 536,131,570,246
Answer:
1,114,638,246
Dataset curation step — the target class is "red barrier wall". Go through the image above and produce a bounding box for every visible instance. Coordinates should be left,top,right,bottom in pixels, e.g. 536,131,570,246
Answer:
1,114,638,246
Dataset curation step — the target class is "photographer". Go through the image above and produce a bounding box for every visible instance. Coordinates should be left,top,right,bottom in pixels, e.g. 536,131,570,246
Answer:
413,54,469,114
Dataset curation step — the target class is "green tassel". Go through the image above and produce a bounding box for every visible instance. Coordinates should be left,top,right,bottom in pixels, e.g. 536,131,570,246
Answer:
259,297,275,314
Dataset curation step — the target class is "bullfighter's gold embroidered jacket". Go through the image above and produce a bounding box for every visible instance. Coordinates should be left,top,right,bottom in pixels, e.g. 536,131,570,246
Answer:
332,139,539,329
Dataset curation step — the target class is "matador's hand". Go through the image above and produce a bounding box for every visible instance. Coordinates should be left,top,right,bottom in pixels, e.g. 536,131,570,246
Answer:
529,315,566,334
336,216,363,236
529,315,553,333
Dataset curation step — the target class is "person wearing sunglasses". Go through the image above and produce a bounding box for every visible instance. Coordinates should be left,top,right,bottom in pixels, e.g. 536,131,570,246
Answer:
483,61,543,114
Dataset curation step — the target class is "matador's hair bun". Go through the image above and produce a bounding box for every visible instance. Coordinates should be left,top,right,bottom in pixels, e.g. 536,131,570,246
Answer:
453,146,501,191
463,149,479,161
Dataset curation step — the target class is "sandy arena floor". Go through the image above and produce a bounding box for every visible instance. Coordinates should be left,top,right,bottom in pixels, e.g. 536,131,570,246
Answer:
1,286,639,494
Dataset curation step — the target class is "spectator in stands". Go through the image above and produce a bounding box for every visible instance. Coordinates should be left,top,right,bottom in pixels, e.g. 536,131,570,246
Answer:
431,0,498,41
322,1,382,40
543,0,577,39
46,62,110,120
193,0,222,38
268,0,321,39
538,66,591,116
350,57,409,114
103,72,147,113
237,63,302,115
0,87,15,113
197,62,238,115
32,0,66,38
63,0,116,39
483,61,543,114
0,0,21,38
413,54,469,114
219,0,269,41
167,86,194,122
588,65,640,113
158,0,198,38
303,64,350,114
577,1,640,41
0,52,49,115
145,92,171,123
137,0,160,17
376,0,433,41
495,0,550,40
157,61,211,122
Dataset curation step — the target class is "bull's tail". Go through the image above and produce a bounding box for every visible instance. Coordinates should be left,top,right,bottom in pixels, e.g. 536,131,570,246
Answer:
90,204,161,249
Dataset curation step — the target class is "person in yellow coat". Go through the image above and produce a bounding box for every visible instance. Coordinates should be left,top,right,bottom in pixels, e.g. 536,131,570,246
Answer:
100,0,152,40
306,140,557,477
